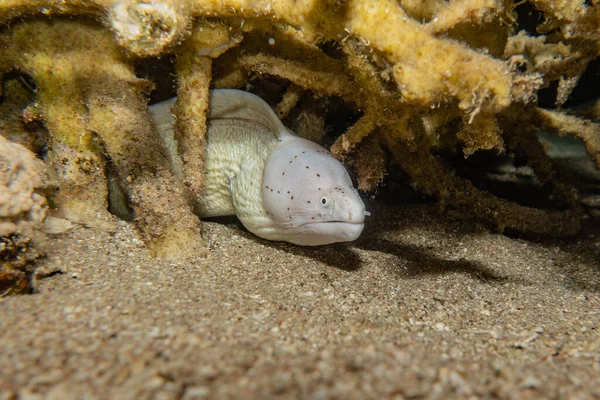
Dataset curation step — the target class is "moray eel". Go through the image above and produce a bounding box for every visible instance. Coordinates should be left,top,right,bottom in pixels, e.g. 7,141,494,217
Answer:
150,89,369,246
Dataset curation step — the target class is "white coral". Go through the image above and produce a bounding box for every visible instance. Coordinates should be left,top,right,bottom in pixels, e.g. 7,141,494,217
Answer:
0,134,48,236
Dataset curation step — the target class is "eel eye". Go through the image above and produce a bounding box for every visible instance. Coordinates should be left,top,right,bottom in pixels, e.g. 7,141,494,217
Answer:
320,196,331,207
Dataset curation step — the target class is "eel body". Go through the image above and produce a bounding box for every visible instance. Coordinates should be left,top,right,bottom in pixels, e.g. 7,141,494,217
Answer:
150,89,368,246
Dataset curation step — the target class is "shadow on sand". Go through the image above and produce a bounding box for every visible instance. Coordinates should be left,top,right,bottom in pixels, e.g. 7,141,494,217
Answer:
356,237,511,284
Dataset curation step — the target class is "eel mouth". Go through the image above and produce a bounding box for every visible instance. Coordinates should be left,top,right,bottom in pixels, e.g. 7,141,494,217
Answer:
272,220,365,246
302,210,369,228
300,221,365,242
301,220,364,228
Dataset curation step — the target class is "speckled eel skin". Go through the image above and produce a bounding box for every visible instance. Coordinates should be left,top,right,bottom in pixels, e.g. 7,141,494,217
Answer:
150,89,369,246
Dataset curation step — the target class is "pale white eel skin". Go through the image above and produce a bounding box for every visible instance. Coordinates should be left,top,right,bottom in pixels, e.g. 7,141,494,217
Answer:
150,89,369,246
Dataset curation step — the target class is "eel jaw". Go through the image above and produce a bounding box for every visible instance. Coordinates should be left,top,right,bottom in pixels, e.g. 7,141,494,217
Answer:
281,220,365,246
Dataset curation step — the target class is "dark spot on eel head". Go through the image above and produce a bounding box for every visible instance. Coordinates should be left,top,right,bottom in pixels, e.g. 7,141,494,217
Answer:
291,196,294,200
307,201,311,204
316,173,320,177
282,172,285,175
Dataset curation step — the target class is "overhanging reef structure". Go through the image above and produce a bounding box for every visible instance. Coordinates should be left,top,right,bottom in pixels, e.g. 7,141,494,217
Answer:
0,0,598,258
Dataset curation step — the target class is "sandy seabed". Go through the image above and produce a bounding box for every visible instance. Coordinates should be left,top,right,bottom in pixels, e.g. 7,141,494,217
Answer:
0,203,599,399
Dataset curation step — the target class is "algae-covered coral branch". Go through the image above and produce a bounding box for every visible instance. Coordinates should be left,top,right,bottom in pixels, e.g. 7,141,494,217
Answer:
1,19,204,258
383,131,582,235
173,20,242,202
1,0,530,113
535,108,600,168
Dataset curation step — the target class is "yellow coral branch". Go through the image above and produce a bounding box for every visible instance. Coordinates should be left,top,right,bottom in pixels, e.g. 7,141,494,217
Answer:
0,20,123,225
331,114,379,160
351,135,387,192
174,20,240,201
2,19,205,258
2,0,521,114
529,0,588,23
0,0,110,23
398,0,447,22
239,53,355,103
505,123,579,209
425,0,507,34
346,0,513,112
87,88,205,259
274,84,304,119
383,131,582,236
457,113,504,157
535,108,600,169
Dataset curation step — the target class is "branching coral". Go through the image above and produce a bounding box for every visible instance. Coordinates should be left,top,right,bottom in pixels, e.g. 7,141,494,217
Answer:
535,108,600,168
0,19,208,259
0,0,598,260
173,20,242,202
